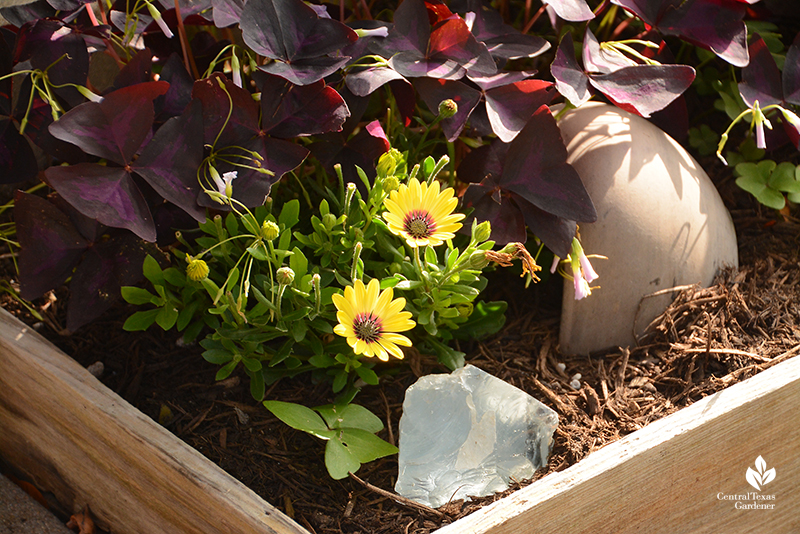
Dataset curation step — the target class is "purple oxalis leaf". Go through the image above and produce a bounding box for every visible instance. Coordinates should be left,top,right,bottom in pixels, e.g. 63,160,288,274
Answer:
611,0,749,67
462,179,528,245
784,33,800,106
501,105,596,223
66,231,155,331
15,191,91,300
240,0,356,85
414,77,481,142
739,34,783,108
48,81,169,165
256,72,350,138
212,0,244,27
542,0,594,22
192,73,259,147
14,19,90,108
132,99,206,222
0,118,38,184
551,32,591,107
464,0,550,61
389,52,465,80
345,66,407,97
481,77,556,142
44,163,156,241
590,64,695,118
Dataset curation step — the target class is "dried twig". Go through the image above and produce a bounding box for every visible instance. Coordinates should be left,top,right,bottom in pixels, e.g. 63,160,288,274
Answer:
348,472,445,518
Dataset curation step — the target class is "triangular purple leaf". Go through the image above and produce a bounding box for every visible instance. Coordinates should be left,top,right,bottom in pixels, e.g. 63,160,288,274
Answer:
542,0,594,21
379,0,430,55
551,32,591,108
0,117,38,184
414,77,481,142
461,176,527,245
156,53,194,119
345,65,407,97
589,64,695,118
784,33,800,106
517,195,576,258
192,73,259,146
501,106,596,222
212,0,244,27
582,27,632,74
44,163,156,241
484,79,556,142
255,55,352,86
48,81,169,165
611,0,748,67
389,51,465,80
465,0,550,60
67,231,154,331
110,48,153,91
257,73,350,138
739,34,782,108
15,191,90,299
240,0,356,82
429,13,496,77
133,99,206,222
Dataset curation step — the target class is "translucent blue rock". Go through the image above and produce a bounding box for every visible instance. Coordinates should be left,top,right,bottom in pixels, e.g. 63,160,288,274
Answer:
395,365,558,508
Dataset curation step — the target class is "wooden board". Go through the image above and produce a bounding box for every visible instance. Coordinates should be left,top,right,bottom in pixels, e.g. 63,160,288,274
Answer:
0,308,309,534
2,305,799,534
438,351,800,534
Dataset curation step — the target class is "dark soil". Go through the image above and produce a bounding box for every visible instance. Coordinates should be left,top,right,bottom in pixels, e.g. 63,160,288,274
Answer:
3,165,800,534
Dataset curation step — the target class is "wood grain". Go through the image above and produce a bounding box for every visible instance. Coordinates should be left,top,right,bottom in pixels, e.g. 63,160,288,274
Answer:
0,308,309,534
437,353,800,534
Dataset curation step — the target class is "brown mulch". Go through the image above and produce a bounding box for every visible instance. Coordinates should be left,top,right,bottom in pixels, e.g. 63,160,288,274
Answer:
3,178,800,532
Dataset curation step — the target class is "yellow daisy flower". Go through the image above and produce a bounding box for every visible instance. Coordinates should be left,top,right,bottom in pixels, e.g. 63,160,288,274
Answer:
332,278,415,361
383,178,466,248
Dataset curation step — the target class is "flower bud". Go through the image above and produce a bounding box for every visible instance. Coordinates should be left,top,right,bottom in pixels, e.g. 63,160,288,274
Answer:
456,302,473,318
322,212,337,232
438,99,458,119
186,258,209,281
376,151,397,177
383,175,400,193
276,266,295,285
145,1,174,38
473,220,491,242
468,250,490,269
261,220,280,241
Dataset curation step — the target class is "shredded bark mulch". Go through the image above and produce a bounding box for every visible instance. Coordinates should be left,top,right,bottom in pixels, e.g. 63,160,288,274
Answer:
3,168,800,532
2,207,797,534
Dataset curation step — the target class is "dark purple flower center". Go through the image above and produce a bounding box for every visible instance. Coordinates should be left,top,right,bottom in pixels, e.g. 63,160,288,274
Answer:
353,312,382,343
403,210,436,239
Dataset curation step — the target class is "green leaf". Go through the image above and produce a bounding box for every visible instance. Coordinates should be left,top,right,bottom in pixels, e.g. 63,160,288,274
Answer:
177,300,200,331
162,267,186,288
241,213,261,236
215,359,238,380
324,437,361,480
422,155,435,178
380,277,400,289
394,280,423,290
263,400,333,439
202,349,234,364
355,365,379,386
122,309,160,331
121,286,157,305
279,199,300,229
291,319,308,342
249,369,265,401
451,300,508,340
290,247,308,279
155,306,179,330
247,244,269,261
309,354,336,368
336,404,384,432
143,255,164,286
241,356,263,372
769,162,800,193
340,428,398,463
225,212,239,235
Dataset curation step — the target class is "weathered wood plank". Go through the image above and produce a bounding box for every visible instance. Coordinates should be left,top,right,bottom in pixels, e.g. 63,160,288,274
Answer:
0,308,309,534
438,353,800,534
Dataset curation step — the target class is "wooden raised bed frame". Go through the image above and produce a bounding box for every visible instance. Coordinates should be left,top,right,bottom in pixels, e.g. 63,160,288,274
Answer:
1,307,798,533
